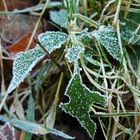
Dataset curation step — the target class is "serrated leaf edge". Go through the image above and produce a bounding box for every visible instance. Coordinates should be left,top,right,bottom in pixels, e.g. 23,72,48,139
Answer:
38,31,68,54
60,72,107,138
91,25,121,61
7,47,45,93
65,45,85,63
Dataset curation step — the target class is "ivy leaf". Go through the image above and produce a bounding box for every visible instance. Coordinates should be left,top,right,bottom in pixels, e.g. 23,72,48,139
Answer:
38,31,68,54
7,46,45,93
65,45,84,63
50,10,68,28
60,73,106,138
92,25,122,61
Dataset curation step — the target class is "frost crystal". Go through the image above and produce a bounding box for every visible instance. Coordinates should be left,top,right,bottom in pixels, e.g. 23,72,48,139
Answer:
8,31,68,93
50,10,68,28
65,45,84,63
92,25,122,61
76,29,93,46
7,46,45,93
120,19,140,45
60,73,106,138
38,31,68,54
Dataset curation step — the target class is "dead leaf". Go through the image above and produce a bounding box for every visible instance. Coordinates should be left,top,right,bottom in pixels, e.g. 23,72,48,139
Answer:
8,32,36,55
0,0,39,11
0,14,43,45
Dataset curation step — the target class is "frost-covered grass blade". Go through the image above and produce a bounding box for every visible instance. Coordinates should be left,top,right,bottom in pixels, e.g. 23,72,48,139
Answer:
0,115,74,139
60,73,106,138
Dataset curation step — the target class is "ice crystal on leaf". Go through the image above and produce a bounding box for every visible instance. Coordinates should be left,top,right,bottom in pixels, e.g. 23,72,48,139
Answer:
60,73,106,138
92,25,122,61
38,32,68,54
8,31,68,93
65,45,84,63
120,18,140,45
7,46,45,93
76,29,93,46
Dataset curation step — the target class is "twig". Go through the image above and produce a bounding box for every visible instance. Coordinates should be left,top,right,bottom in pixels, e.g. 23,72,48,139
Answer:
33,37,66,76
2,0,10,20
25,0,49,51
0,39,6,96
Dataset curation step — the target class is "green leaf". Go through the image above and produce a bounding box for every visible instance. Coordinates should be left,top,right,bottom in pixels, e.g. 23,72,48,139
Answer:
0,115,74,139
60,73,106,138
65,45,84,63
38,31,68,54
7,46,45,93
38,32,68,54
50,10,68,28
92,25,122,61
76,29,94,46
120,13,140,45
7,31,68,93
126,12,140,24
84,49,109,67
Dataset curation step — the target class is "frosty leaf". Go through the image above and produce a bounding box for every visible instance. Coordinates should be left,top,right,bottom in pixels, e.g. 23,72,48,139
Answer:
120,13,140,45
38,31,68,54
60,73,106,138
79,34,93,46
76,29,93,46
7,46,45,93
126,12,140,24
92,25,122,61
8,31,67,93
84,50,109,67
0,115,74,139
50,10,68,28
65,45,84,63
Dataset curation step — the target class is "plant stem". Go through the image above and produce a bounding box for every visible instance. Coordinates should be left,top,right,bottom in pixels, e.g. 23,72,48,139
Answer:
33,38,68,78
113,0,122,25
